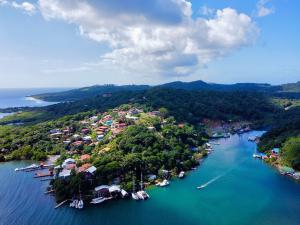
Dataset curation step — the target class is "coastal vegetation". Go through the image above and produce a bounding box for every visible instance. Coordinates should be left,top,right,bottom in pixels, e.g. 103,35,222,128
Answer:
0,88,279,126
0,85,299,202
258,108,300,170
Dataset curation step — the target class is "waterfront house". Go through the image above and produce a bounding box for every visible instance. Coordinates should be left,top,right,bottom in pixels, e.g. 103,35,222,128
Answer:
94,185,111,197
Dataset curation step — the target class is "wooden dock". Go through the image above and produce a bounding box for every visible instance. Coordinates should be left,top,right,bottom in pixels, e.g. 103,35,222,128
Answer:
34,172,53,178
44,189,55,194
55,199,69,209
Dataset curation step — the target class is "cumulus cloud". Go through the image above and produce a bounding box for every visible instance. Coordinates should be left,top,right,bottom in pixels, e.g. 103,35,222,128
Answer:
12,1,36,15
0,0,9,5
38,0,258,77
199,5,215,17
256,0,275,17
0,1,36,15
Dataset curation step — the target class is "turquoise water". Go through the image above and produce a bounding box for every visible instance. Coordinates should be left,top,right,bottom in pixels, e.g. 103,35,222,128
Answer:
0,131,300,225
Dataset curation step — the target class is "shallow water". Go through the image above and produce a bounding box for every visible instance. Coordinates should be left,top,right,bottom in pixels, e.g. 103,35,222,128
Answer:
0,131,300,225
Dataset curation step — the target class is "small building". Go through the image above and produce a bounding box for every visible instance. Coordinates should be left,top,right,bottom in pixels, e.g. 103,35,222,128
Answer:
81,128,90,134
80,154,91,161
65,163,76,170
86,166,97,174
62,158,76,168
95,185,111,197
78,163,92,173
272,148,280,154
83,136,92,142
58,169,71,179
97,135,104,141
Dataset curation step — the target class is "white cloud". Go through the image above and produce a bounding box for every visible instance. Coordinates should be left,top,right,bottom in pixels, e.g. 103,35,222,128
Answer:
256,0,275,17
38,0,258,77
0,0,8,6
12,1,36,15
0,1,36,15
199,5,215,17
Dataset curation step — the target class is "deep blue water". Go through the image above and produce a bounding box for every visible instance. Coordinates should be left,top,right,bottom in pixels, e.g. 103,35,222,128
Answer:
0,88,69,109
0,131,300,225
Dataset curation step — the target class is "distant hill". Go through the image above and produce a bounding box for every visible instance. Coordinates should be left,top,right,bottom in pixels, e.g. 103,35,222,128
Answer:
31,80,299,102
159,80,273,91
32,84,150,102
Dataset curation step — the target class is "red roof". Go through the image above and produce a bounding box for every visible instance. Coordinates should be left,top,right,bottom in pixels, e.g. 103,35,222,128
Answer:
78,163,92,173
80,154,91,161
73,141,83,146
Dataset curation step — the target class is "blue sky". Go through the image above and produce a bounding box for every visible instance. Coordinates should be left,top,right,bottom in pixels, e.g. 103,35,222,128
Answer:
0,0,299,88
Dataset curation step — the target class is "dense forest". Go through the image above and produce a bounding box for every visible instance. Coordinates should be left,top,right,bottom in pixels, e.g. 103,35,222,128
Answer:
31,80,300,102
0,88,279,126
258,107,300,169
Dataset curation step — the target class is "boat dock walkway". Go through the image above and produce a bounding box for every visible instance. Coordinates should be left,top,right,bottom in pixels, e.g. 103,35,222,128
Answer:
55,199,69,209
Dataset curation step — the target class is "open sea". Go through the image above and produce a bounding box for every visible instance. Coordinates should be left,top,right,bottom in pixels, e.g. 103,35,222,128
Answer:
0,88,69,119
0,88,68,109
0,131,300,225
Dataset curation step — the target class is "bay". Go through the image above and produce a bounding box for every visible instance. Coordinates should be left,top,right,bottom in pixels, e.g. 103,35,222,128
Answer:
0,131,300,225
0,88,69,109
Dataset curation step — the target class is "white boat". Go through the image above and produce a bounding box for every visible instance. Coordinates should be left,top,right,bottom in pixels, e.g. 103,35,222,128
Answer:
137,190,149,200
197,185,205,189
253,154,261,158
15,164,40,172
136,191,144,200
131,192,140,200
90,197,106,204
77,200,84,209
157,179,170,187
121,189,128,198
178,171,185,179
70,199,78,208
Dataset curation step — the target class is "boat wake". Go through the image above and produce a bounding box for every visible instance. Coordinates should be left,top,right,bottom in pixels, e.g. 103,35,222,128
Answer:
197,175,223,189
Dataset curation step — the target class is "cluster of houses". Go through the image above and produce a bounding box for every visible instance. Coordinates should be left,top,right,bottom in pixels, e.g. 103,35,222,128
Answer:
49,106,162,179
203,119,252,139
253,148,280,160
253,148,300,181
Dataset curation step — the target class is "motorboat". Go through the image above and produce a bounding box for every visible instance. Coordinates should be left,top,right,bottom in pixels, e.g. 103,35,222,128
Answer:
137,190,149,200
77,200,84,209
70,199,78,208
197,185,206,189
157,179,169,187
178,171,185,179
131,192,140,200
90,197,106,204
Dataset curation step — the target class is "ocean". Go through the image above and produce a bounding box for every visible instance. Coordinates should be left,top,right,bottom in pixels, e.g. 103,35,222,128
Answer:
0,88,68,109
0,131,300,225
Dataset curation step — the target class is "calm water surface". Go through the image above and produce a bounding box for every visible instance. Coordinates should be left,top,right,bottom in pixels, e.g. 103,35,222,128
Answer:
0,88,68,109
0,131,300,225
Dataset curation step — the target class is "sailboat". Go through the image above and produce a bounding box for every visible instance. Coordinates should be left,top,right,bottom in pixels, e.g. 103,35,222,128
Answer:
136,172,149,200
131,170,140,200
